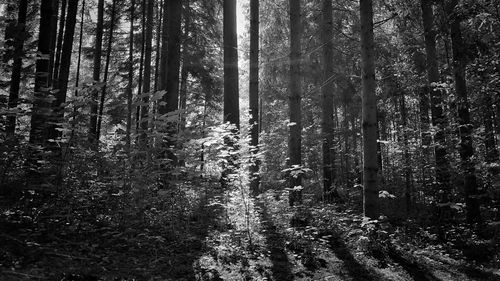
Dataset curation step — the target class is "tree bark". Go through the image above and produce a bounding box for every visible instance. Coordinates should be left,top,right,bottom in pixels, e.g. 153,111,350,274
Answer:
223,0,240,129
321,0,336,201
421,0,451,203
449,0,481,224
126,0,135,154
360,0,378,218
158,0,169,92
52,0,67,88
96,0,117,143
249,0,260,194
89,0,104,145
288,0,302,206
6,0,28,136
140,0,155,142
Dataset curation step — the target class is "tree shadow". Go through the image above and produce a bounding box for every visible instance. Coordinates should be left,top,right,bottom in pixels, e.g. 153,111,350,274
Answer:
386,247,441,281
256,200,295,281
324,231,380,281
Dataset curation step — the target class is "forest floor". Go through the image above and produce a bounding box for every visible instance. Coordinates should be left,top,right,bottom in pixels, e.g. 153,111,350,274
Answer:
1,177,500,280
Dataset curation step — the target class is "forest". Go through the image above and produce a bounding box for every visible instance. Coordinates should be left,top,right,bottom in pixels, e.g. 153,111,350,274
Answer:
1,0,500,280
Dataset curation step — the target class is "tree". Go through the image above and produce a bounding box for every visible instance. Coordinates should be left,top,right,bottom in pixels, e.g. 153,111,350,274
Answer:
288,0,302,206
6,0,28,136
448,0,481,224
140,0,154,142
223,0,240,129
89,0,105,145
420,0,450,204
249,0,260,194
126,0,135,154
360,0,378,218
320,0,336,201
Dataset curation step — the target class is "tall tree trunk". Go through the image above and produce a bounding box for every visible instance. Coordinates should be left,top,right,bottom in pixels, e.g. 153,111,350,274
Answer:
140,0,154,142
449,0,481,224
421,0,450,203
89,0,104,144
28,0,56,186
126,0,135,154
288,0,302,206
360,0,378,218
483,93,498,163
165,0,182,127
47,0,59,88
72,0,85,134
179,0,190,132
419,85,432,188
96,0,117,142
223,0,240,128
249,0,260,194
399,93,412,215
6,0,28,136
154,0,163,92
158,0,169,92
136,0,145,135
52,0,67,88
321,0,335,201
51,0,78,139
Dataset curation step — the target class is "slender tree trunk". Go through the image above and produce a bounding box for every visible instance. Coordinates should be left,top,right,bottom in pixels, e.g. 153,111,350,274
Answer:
360,0,378,218
52,0,67,88
96,0,117,142
165,0,182,126
419,85,432,188
449,0,481,224
126,0,135,154
136,0,146,135
288,0,302,206
223,0,240,128
158,0,169,92
6,0,28,136
89,0,104,144
249,0,260,194
140,0,154,142
483,93,498,163
154,0,163,92
179,0,190,132
399,93,412,215
47,0,59,88
321,0,336,201
72,0,85,134
421,0,450,203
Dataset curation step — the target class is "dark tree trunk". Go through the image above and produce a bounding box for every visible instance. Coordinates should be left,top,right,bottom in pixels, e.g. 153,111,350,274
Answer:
136,0,146,135
28,0,56,186
399,94,413,215
165,0,182,123
140,0,155,142
158,0,169,92
126,0,135,154
6,0,28,136
52,0,67,88
89,0,104,144
449,0,481,224
47,0,59,88
154,0,163,92
50,0,79,140
321,0,336,201
249,0,260,194
288,0,302,206
421,0,451,203
223,0,240,129
96,0,117,142
360,0,378,218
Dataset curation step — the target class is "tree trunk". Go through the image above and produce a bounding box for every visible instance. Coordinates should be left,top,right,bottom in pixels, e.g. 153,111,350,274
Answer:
89,0,104,144
249,0,260,194
449,0,481,224
223,0,240,128
96,0,117,143
6,0,28,136
158,0,169,92
399,93,412,215
47,0,59,88
51,0,78,139
28,0,56,186
154,0,163,92
136,0,145,135
360,0,378,218
52,0,67,88
288,0,302,206
72,0,85,134
421,0,450,203
321,0,336,201
165,0,182,125
178,0,190,132
140,0,154,142
126,0,135,154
